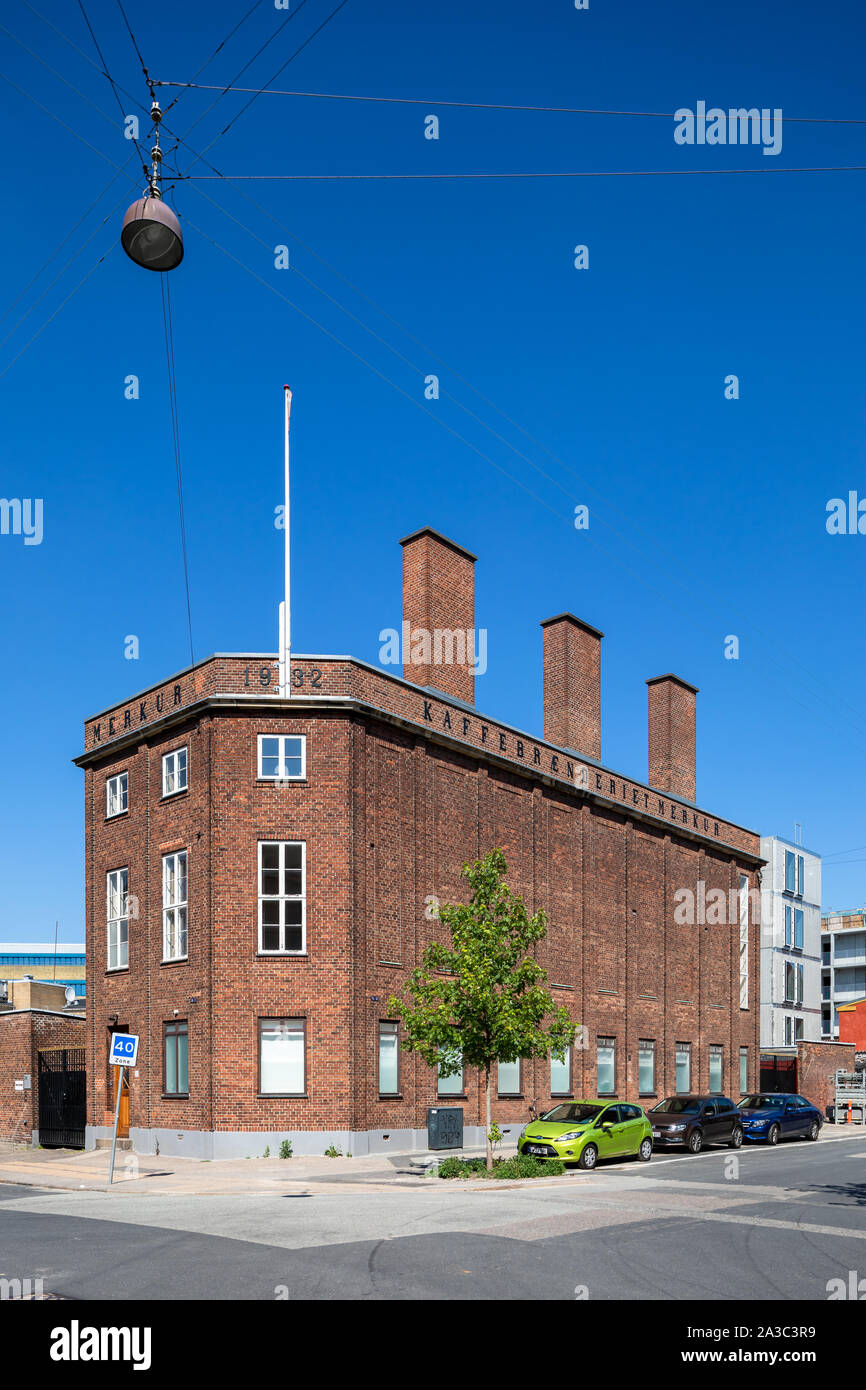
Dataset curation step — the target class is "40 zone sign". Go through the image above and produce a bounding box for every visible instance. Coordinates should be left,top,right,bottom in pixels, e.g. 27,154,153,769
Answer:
109,1033,139,1068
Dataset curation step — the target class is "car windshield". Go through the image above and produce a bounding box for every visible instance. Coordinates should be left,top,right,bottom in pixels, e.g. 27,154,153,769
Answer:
738,1095,785,1110
541,1104,602,1124
651,1098,701,1115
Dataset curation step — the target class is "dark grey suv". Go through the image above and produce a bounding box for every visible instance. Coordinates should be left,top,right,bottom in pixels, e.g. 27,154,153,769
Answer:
650,1095,744,1153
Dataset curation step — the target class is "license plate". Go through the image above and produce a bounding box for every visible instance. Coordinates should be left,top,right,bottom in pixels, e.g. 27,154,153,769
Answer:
526,1145,547,1155
651,1129,660,1137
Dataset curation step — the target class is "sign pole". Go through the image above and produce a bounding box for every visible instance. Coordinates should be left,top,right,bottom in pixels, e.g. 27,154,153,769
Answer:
108,1066,124,1187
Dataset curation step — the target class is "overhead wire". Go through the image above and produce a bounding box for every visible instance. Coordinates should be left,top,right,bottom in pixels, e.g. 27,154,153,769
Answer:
152,83,866,124
8,2,866,745
76,0,149,177
181,0,352,175
161,0,270,116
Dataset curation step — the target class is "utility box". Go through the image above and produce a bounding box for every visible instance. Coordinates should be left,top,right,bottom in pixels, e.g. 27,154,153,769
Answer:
427,1106,463,1150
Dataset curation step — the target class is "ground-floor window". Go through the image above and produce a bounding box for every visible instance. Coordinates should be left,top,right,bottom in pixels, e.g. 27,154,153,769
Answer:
259,1018,306,1096
709,1044,723,1094
597,1037,615,1094
378,1022,399,1096
638,1039,655,1095
437,1046,463,1096
497,1058,521,1096
163,1020,189,1096
675,1042,691,1093
550,1046,571,1096
739,1046,748,1095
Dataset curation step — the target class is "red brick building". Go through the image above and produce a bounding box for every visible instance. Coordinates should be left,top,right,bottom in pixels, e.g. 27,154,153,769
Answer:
76,527,762,1157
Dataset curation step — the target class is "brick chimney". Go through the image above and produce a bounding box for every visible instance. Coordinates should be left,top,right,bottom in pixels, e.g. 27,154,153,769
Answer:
540,613,603,759
399,527,477,705
646,674,698,801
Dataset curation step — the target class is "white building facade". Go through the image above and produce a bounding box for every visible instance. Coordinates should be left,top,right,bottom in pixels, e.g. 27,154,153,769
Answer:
821,910,866,1038
759,837,823,1046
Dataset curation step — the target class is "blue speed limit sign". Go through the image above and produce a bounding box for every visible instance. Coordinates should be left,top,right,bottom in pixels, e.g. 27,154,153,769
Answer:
109,1032,139,1067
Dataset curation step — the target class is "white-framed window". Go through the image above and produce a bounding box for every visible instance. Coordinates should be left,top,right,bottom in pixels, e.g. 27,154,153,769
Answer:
259,1018,306,1096
258,841,305,954
257,734,306,781
739,874,749,1009
785,850,796,893
497,1057,521,1095
379,1022,400,1096
437,1045,464,1096
106,868,129,971
550,1046,571,1096
638,1039,656,1095
784,904,793,948
106,772,128,819
709,1044,723,1094
162,851,188,961
597,1037,615,1095
794,908,804,951
739,1046,748,1095
675,1042,691,1093
784,1015,793,1045
797,854,805,896
162,746,188,797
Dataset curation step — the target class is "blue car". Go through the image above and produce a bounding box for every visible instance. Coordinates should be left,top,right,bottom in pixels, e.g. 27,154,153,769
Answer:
737,1093,823,1145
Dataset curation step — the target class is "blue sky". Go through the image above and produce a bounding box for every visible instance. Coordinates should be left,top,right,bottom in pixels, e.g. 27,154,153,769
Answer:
2,0,866,942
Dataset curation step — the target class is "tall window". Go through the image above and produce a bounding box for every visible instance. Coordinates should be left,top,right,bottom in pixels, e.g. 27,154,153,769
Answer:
784,1016,793,1045
259,1018,306,1095
739,1046,748,1095
794,909,804,951
597,1037,615,1095
709,1044,723,1094
258,734,306,781
258,841,305,954
164,1020,189,1095
638,1039,656,1095
378,1022,399,1095
437,1045,463,1096
675,1042,691,1093
797,854,805,897
795,1018,804,1042
106,772,128,818
796,962,804,1004
162,747,188,797
785,905,793,947
739,874,749,1009
106,869,129,970
550,1046,571,1096
785,850,795,893
497,1058,521,1095
162,851,188,961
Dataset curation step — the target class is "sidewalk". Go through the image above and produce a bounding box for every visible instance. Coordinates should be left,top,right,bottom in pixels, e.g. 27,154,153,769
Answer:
0,1126,859,1198
0,1141,520,1197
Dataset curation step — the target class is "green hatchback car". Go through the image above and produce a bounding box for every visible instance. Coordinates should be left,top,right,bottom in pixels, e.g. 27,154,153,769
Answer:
518,1101,653,1169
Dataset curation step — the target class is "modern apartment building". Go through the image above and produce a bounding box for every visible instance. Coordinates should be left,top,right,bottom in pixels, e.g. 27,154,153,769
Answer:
0,943,87,998
76,527,763,1157
759,838,822,1046
821,909,866,1039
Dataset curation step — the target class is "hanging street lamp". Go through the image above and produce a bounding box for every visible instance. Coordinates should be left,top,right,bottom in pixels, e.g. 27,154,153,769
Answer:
121,101,183,271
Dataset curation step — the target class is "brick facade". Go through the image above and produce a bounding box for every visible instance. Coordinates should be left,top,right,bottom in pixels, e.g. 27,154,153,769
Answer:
77,536,763,1157
0,1009,85,1143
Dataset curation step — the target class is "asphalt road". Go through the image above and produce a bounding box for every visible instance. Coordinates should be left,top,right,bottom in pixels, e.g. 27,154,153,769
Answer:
1,1131,864,1301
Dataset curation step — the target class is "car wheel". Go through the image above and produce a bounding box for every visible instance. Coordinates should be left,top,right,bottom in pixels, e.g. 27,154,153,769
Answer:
638,1137,653,1162
688,1128,703,1154
729,1126,743,1149
807,1120,820,1141
578,1143,598,1170
767,1123,781,1146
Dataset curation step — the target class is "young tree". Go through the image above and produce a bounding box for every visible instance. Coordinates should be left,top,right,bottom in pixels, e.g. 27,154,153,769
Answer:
388,849,576,1171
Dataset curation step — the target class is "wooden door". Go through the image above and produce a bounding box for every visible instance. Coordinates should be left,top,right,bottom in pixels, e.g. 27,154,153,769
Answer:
112,1066,130,1138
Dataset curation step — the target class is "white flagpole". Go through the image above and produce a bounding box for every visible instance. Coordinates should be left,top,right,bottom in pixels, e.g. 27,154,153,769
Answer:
281,385,292,697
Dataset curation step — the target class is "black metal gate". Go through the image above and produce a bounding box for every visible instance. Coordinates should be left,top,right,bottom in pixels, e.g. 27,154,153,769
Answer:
759,1053,798,1095
38,1048,86,1148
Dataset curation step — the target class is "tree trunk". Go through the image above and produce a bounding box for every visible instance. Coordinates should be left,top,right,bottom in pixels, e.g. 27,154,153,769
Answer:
485,1066,492,1172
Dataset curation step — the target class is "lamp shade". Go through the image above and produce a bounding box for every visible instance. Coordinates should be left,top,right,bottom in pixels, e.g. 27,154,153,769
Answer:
120,196,183,271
